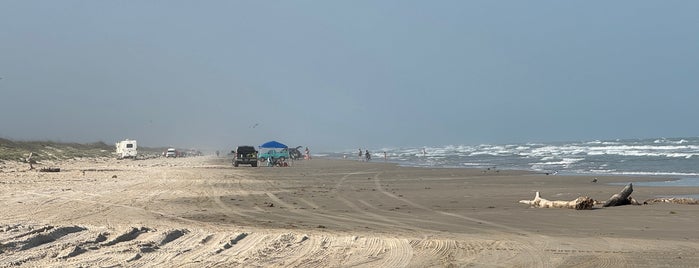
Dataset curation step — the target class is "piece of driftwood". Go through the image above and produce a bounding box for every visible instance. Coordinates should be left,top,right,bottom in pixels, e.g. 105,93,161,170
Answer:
602,183,641,207
519,192,594,210
26,152,35,170
644,198,699,205
39,167,61,172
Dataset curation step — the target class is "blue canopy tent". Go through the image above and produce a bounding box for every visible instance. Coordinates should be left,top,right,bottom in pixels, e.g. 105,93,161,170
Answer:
259,141,288,149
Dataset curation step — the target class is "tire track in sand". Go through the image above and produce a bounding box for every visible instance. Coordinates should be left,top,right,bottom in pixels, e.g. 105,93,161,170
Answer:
331,170,424,233
22,191,201,225
372,172,528,235
372,171,548,267
338,236,412,267
356,199,478,232
248,169,431,231
178,169,259,222
263,191,429,231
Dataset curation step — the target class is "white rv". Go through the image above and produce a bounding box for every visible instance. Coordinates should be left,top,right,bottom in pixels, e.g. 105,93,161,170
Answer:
116,139,138,159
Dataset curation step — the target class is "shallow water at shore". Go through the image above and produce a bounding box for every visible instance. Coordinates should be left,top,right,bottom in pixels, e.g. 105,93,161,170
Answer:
608,177,699,198
630,177,699,187
658,194,699,199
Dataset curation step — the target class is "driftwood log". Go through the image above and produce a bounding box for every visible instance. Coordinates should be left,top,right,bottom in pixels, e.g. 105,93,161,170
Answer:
39,167,61,172
519,192,595,210
522,183,694,209
26,152,35,170
602,183,641,207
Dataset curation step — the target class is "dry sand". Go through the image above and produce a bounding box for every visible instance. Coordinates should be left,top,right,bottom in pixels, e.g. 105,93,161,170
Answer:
1,156,698,267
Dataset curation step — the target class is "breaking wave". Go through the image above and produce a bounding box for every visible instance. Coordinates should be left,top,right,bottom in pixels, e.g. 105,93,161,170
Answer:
328,137,699,178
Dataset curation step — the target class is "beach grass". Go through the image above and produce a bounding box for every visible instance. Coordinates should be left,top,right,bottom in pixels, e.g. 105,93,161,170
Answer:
0,138,112,161
0,138,164,161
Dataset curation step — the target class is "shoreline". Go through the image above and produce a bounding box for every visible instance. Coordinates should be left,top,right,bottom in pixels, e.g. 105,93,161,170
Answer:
329,156,699,185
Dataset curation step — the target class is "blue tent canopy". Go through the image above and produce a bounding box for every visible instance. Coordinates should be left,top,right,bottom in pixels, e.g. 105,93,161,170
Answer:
259,141,288,148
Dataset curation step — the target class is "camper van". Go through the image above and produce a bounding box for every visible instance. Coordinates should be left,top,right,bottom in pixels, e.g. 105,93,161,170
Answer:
116,139,138,159
165,148,177,158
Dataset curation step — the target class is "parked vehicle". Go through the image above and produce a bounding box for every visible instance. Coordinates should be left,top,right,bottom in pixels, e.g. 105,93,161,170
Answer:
165,148,177,158
258,148,290,162
234,146,258,167
115,139,137,159
288,146,303,160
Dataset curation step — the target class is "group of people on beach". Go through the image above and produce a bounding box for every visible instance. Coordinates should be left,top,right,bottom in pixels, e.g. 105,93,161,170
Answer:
358,148,373,161
357,148,392,162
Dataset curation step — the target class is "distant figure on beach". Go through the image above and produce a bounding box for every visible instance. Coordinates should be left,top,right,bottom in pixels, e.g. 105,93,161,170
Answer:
383,151,387,161
305,147,311,160
215,150,220,157
545,170,559,176
358,148,363,158
365,150,371,161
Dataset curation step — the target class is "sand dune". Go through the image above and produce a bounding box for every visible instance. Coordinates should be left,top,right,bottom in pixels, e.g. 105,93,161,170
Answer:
1,157,698,267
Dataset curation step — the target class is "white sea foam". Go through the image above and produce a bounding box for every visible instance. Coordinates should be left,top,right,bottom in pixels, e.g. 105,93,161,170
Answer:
524,143,699,158
469,151,497,156
654,138,690,144
532,158,584,165
334,137,699,177
589,169,615,173
530,158,585,171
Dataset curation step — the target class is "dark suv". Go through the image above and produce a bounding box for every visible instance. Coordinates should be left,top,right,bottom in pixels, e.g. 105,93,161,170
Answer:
234,146,258,167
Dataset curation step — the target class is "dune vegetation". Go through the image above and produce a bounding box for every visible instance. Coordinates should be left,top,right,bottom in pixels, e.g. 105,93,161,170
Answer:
0,138,164,161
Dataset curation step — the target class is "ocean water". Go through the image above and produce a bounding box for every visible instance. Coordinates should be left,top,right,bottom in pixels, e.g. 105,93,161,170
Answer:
326,137,699,184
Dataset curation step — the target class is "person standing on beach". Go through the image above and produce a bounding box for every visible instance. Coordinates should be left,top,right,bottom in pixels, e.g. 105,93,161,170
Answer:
305,147,311,160
358,148,363,159
383,151,387,161
365,150,371,161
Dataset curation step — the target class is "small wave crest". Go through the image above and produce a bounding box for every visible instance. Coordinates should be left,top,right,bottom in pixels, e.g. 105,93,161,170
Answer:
328,137,699,176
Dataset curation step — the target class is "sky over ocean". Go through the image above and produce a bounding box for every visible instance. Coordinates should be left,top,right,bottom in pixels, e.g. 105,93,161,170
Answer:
1,1,698,151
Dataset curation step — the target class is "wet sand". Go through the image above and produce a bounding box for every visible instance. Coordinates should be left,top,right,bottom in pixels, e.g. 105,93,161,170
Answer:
1,156,698,267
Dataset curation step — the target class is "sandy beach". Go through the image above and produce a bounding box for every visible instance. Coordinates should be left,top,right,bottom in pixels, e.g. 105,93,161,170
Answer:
1,156,698,267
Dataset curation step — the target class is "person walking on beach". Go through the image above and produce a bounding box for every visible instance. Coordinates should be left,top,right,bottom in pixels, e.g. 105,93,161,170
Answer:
304,147,311,160
365,150,371,161
358,148,363,159
383,151,387,161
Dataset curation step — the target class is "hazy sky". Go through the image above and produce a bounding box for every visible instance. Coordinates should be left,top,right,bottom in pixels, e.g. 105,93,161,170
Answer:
2,1,698,152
